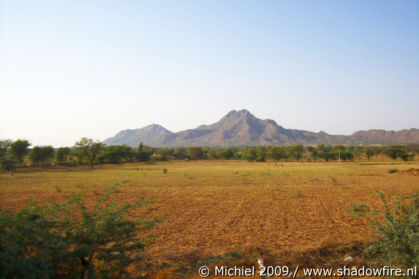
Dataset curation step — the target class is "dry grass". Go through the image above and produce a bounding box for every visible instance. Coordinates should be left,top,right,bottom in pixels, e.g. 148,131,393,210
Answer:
1,160,418,277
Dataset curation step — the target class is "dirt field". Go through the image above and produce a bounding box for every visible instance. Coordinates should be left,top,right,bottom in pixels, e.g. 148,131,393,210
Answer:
1,160,418,277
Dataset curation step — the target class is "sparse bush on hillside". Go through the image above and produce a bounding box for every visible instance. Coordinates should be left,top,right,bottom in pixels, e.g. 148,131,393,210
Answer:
0,182,159,278
350,192,419,271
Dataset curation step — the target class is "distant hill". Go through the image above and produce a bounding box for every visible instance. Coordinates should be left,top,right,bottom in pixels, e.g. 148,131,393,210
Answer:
103,110,419,147
103,124,173,146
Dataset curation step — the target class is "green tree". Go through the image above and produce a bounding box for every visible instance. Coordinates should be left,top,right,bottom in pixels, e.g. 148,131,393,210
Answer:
0,140,17,172
216,148,234,160
255,146,267,162
174,147,187,160
29,146,54,166
365,147,374,161
289,144,304,161
56,147,71,165
0,157,18,172
320,151,337,162
268,146,288,161
74,138,104,169
311,149,319,161
100,145,134,164
0,139,12,159
187,147,204,160
158,148,174,161
136,144,154,162
10,140,30,167
242,147,257,162
385,145,408,161
341,151,354,162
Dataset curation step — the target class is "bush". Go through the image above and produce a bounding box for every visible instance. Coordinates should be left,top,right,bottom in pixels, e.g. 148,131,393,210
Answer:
388,168,399,174
29,146,54,166
350,192,419,270
56,147,71,165
0,182,159,278
0,157,18,172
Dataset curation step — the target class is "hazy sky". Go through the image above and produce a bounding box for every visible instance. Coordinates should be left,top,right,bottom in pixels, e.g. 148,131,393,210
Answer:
1,0,418,147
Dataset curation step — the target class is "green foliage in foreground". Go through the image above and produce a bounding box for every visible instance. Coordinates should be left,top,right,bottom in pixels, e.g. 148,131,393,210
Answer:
350,192,419,271
0,182,159,279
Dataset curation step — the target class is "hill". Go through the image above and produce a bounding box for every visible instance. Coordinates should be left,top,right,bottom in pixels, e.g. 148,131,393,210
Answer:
103,110,419,147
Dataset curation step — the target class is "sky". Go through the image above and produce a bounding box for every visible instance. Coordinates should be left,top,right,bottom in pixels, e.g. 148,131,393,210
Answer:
0,0,418,147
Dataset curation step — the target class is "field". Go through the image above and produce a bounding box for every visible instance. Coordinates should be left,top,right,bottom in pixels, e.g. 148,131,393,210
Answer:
1,160,418,277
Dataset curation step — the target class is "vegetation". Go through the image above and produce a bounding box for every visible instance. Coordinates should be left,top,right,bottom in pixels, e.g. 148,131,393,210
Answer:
74,138,104,169
1,137,418,172
28,146,54,166
10,139,30,167
351,192,419,271
0,182,158,278
56,147,71,165
385,145,409,161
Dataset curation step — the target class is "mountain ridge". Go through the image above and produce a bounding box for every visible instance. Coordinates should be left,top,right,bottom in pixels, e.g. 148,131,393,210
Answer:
103,110,419,147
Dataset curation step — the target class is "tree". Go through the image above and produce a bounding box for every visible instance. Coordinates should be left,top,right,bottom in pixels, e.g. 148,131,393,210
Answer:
100,145,133,164
385,145,408,161
341,151,354,162
158,148,174,161
320,151,337,162
74,138,104,169
365,147,374,161
29,146,54,166
311,149,319,161
268,146,287,161
217,148,234,160
0,140,17,172
174,147,187,160
254,146,266,162
55,147,71,165
332,145,346,152
0,157,17,172
136,144,154,162
10,140,30,167
0,139,12,159
187,147,204,160
290,144,304,161
242,147,257,162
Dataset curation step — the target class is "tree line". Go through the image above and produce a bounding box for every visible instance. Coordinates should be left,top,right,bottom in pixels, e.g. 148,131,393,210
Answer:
0,138,418,171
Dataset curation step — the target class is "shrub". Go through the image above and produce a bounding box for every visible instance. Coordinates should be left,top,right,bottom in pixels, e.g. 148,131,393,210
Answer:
350,192,419,270
388,168,399,174
29,146,54,166
56,147,71,165
0,182,159,278
0,157,18,172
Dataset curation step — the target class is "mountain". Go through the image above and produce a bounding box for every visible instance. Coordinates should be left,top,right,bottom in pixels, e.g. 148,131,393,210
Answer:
103,124,174,146
103,110,419,147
